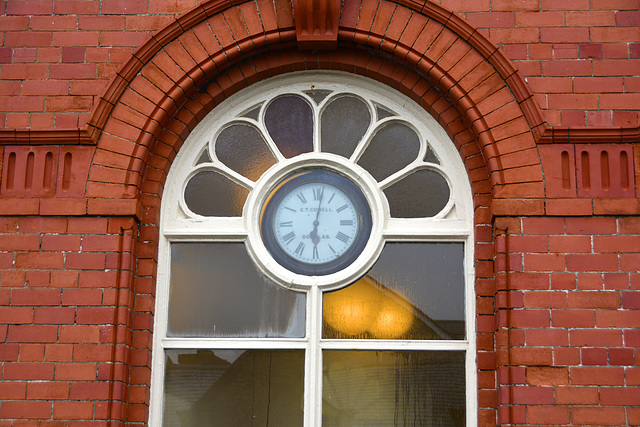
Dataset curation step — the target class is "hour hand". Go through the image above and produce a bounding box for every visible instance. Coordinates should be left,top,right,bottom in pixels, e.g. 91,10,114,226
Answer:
310,220,320,246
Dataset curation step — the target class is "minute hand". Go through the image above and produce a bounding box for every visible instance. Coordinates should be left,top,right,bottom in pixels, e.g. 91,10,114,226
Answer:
310,187,323,246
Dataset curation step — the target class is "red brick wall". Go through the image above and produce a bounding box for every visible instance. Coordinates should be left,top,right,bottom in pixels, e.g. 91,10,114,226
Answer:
0,0,638,129
0,0,639,425
492,216,640,425
0,216,144,423
441,0,640,127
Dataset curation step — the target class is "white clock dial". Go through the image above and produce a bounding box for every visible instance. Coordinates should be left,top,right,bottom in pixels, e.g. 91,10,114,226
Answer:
273,182,359,264
260,169,373,276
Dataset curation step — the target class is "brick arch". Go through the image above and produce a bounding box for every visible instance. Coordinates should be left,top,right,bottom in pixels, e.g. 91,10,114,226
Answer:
89,1,545,424
139,51,494,211
87,0,545,209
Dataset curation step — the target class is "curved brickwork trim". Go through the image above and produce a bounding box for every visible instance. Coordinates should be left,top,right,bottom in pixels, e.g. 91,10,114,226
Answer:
78,0,546,142
83,0,550,210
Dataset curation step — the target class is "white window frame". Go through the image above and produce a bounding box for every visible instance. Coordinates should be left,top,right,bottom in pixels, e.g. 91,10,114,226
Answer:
149,71,477,426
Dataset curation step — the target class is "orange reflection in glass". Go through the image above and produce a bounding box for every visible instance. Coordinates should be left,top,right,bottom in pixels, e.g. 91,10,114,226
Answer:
372,296,414,339
323,276,414,339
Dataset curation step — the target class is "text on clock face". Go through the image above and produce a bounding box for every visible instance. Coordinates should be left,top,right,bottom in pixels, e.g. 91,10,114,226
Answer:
299,207,333,212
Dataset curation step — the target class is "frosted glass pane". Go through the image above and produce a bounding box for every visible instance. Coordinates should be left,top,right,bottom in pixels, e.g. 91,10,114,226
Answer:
304,89,331,104
321,96,371,158
241,105,261,120
195,149,210,165
265,95,313,158
384,169,450,218
164,349,304,426
376,105,395,120
424,145,440,164
184,170,248,216
323,243,465,340
168,243,306,338
215,124,276,181
358,122,420,181
323,350,465,426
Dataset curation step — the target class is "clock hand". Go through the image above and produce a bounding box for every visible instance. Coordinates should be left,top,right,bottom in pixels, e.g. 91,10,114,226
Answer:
311,220,320,246
310,187,323,247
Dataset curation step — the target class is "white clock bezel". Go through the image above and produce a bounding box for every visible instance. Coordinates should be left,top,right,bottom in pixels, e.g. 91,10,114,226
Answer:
245,153,386,291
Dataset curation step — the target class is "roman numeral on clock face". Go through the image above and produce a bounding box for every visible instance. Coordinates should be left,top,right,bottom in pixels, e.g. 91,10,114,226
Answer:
294,242,305,255
335,231,350,244
297,192,307,204
340,220,353,226
282,231,295,244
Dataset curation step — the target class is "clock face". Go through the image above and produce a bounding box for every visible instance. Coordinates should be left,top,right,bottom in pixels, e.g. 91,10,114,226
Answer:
261,169,372,276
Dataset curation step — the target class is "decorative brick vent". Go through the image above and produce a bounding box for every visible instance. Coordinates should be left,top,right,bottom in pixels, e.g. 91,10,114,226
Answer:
1,146,94,198
540,144,635,198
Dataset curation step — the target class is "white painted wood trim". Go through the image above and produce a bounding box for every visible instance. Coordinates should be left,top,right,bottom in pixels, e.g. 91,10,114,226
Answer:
150,71,477,426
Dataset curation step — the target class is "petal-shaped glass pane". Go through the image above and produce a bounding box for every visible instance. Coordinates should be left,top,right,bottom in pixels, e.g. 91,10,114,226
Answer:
321,96,371,158
164,349,304,426
265,95,313,158
323,350,465,426
323,243,465,340
184,170,249,216
384,169,450,218
215,124,276,181
168,243,306,338
357,122,420,181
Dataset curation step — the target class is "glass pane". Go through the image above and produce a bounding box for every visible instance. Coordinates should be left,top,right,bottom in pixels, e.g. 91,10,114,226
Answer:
384,169,450,218
424,145,440,164
321,96,371,158
164,349,304,426
323,350,466,427
168,243,306,338
184,170,249,216
195,149,210,165
323,243,465,340
215,124,276,181
375,105,395,120
304,89,332,104
241,105,261,120
265,95,313,158
357,122,421,181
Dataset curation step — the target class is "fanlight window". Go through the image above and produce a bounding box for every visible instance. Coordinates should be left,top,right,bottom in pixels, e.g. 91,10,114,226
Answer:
153,73,475,426
181,92,450,219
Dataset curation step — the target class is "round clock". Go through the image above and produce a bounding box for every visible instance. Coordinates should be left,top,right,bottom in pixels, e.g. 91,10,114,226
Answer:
260,169,373,276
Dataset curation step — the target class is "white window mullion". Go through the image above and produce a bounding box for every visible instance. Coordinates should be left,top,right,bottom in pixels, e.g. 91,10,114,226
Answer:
305,285,323,427
163,218,246,238
319,339,470,351
148,235,171,427
465,237,478,422
383,218,470,239
160,338,308,349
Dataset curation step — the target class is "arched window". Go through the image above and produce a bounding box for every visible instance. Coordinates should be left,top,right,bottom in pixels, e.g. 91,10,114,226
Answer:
150,72,476,426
